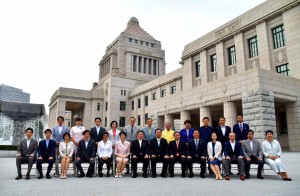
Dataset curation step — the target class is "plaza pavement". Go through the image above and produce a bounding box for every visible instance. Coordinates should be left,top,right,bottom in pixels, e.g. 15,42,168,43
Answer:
0,152,299,196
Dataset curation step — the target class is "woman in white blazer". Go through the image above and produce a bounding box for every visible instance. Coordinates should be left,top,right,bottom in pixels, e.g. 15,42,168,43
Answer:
207,132,223,180
107,120,121,148
59,132,74,179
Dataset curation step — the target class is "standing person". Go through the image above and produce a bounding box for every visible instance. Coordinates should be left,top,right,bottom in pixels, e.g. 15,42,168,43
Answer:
162,122,175,144
199,117,213,174
215,117,231,153
15,128,38,180
180,120,195,143
242,130,264,179
262,130,292,181
37,129,56,179
233,114,249,143
107,121,121,148
143,118,156,141
124,117,139,142
52,116,68,176
207,132,222,180
90,117,106,146
115,132,130,178
59,132,74,179
169,131,186,178
97,132,113,177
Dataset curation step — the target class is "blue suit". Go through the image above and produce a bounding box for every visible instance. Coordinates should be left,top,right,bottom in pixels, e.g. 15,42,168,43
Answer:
180,128,195,143
143,126,156,141
199,126,213,144
52,125,69,143
37,139,56,176
233,123,249,142
223,140,245,176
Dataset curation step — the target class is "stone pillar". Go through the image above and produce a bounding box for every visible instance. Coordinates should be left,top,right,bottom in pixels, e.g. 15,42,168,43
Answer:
156,115,164,130
164,114,174,130
200,50,208,84
223,101,237,128
216,42,225,79
140,94,145,126
256,21,272,70
286,101,300,151
180,110,191,129
242,89,276,141
141,57,144,74
234,32,246,73
200,106,212,126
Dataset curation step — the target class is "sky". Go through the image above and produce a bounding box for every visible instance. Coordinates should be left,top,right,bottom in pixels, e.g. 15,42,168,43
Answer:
0,0,265,114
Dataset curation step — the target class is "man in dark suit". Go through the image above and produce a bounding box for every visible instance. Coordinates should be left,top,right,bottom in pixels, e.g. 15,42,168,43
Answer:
76,130,96,178
233,114,249,143
215,117,231,152
90,117,106,145
15,127,38,180
37,129,56,179
186,130,207,178
169,131,186,178
223,132,245,181
131,130,149,178
150,128,169,178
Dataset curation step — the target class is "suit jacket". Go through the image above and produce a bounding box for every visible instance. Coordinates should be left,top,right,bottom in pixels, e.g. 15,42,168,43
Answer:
149,138,168,157
199,126,213,144
52,125,69,143
124,125,140,142
90,126,106,143
131,139,149,157
186,138,207,158
233,123,249,142
242,139,263,159
207,141,222,161
108,129,120,145
215,126,231,146
17,138,38,157
223,141,244,158
180,128,195,143
143,126,156,141
169,140,186,157
38,139,56,158
76,139,96,159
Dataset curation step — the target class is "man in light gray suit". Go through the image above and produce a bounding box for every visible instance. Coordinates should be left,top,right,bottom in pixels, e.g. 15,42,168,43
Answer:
15,128,38,180
143,118,156,141
52,116,69,175
242,130,264,179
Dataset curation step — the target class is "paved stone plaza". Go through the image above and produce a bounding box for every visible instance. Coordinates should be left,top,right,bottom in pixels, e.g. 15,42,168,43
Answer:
0,152,299,196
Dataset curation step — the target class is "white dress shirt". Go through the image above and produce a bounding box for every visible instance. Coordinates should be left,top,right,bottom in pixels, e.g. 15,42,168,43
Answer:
138,139,142,148
97,140,113,158
221,126,226,136
26,138,31,149
249,140,253,151
58,126,63,135
230,141,235,152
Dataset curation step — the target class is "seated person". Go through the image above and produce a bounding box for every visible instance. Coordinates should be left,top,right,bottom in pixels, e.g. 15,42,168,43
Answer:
115,132,130,178
262,130,292,181
97,132,112,177
242,130,264,179
207,132,222,180
150,128,169,178
186,130,207,178
223,132,245,181
131,130,149,178
15,127,38,180
59,132,74,179
169,131,186,178
76,130,96,178
37,129,56,179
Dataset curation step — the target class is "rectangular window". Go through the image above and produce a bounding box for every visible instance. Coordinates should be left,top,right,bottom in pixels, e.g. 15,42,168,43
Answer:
148,59,152,74
138,56,142,73
119,117,125,127
248,36,258,58
143,58,147,74
171,86,176,94
137,115,141,126
140,41,144,45
276,64,289,76
124,90,126,96
161,89,166,97
146,42,149,46
135,39,138,44
105,102,108,111
272,25,285,49
120,101,126,111
210,54,217,72
145,96,148,106
97,103,100,111
151,43,155,47
144,113,148,124
138,98,141,108
152,93,156,100
228,46,236,65
129,38,132,42
131,101,134,110
133,55,137,72
195,61,201,78
121,90,123,95
105,117,107,127
153,60,157,75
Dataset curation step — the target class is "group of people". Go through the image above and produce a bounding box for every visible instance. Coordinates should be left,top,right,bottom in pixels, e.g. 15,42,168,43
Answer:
15,114,292,181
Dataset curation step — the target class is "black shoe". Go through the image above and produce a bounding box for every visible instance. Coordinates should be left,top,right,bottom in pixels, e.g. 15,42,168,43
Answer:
189,173,194,178
46,174,51,179
78,173,85,178
25,173,30,180
283,178,292,181
125,170,130,174
15,175,22,180
160,173,167,178
237,171,240,175
209,170,214,175
132,173,138,178
107,173,110,177
245,174,250,179
229,171,233,175
152,173,157,178
257,174,264,179
181,173,186,178
143,173,148,178
38,175,43,179
170,174,174,178
200,174,206,178
99,172,103,177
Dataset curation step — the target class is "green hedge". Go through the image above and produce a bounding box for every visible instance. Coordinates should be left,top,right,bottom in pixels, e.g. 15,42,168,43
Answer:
0,145,18,150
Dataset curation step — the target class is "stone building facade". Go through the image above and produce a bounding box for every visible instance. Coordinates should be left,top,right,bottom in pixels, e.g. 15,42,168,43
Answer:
49,0,300,151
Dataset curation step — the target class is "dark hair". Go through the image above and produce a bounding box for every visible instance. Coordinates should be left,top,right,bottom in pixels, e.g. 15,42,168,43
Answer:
82,130,91,135
203,117,209,121
174,131,180,136
194,129,200,134
75,117,82,121
63,132,71,140
136,130,144,136
25,127,33,133
237,114,243,117
155,128,162,133
184,120,192,124
211,132,217,141
57,116,65,121
219,117,226,120
130,117,136,120
265,130,273,136
110,120,118,127
147,118,153,121
103,132,109,137
119,131,127,137
95,117,102,121
44,129,52,134
248,130,254,134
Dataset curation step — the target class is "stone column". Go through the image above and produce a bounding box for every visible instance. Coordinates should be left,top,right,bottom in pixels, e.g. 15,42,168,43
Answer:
242,89,276,141
141,57,144,74
234,32,246,73
256,21,272,70
164,114,174,130
180,110,191,129
200,106,212,126
286,101,300,151
216,41,225,79
200,50,208,84
223,101,237,128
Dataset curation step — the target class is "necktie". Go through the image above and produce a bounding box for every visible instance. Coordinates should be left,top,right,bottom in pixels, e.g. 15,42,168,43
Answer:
148,128,152,136
131,126,133,137
158,139,160,147
46,140,49,149
176,141,179,156
195,140,198,150
27,140,30,149
239,123,243,132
